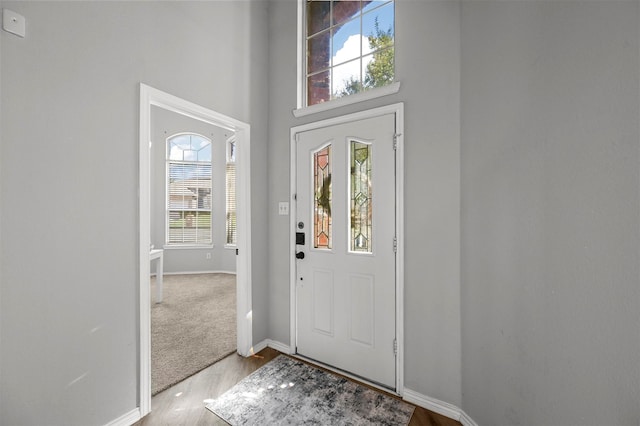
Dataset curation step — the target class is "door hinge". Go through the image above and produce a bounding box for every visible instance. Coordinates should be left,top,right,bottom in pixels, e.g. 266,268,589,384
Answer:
393,338,398,356
393,133,402,150
393,236,397,253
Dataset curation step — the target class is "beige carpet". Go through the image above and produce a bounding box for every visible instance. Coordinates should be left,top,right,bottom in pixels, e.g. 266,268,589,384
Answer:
151,273,236,395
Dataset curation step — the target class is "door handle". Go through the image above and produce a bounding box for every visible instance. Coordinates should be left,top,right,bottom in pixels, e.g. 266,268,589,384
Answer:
296,252,305,260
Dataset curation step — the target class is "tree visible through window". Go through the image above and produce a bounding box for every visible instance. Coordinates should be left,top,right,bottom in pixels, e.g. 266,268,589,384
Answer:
166,134,212,245
305,0,395,106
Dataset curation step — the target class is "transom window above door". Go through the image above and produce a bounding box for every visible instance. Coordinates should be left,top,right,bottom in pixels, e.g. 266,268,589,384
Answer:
302,0,395,109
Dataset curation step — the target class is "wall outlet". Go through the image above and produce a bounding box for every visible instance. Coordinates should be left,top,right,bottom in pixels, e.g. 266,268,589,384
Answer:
278,202,289,215
206,252,212,260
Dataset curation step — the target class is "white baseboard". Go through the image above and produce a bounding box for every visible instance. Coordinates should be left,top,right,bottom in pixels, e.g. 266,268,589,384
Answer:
161,270,237,276
103,408,140,426
459,410,478,426
267,339,292,354
403,389,477,426
250,339,269,354
403,389,461,420
252,339,292,355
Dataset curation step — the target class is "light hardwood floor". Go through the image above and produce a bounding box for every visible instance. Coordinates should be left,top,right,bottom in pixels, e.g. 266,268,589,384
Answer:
135,347,461,426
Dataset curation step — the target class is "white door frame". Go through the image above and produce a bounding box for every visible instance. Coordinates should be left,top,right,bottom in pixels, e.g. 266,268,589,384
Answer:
138,84,253,416
289,103,405,395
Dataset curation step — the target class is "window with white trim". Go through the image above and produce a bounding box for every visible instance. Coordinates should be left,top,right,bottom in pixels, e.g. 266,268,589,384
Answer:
225,137,237,246
166,133,212,246
303,0,395,107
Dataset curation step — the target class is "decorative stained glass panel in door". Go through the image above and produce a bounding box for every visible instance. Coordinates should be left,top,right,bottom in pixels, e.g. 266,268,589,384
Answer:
350,140,372,253
313,144,332,249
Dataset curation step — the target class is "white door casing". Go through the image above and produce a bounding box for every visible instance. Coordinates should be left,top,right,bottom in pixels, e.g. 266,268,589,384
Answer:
139,84,253,417
290,104,404,393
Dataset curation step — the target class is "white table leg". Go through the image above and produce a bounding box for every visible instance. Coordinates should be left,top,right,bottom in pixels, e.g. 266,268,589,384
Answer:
150,249,164,304
155,254,163,303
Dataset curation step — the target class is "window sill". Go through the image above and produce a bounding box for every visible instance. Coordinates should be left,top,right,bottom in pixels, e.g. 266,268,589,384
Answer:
293,82,401,118
163,244,214,250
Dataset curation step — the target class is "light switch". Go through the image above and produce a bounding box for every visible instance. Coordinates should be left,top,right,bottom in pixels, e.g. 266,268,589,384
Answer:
3,9,26,38
278,202,289,215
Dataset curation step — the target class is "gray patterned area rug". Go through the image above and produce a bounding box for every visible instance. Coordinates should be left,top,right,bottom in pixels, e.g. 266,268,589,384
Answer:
206,355,415,425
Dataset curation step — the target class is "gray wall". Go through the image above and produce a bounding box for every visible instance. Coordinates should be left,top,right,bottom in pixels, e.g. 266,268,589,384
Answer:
1,1,638,425
267,0,462,406
0,1,268,425
461,1,640,425
0,11,3,416
151,106,237,274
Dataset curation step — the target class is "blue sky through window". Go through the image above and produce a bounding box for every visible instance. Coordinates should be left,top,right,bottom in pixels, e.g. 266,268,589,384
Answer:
168,134,211,162
330,1,394,96
168,134,212,181
331,1,393,60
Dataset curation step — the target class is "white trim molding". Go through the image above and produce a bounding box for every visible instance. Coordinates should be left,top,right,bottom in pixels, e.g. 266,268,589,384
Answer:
138,83,252,418
403,389,478,426
103,408,140,426
266,339,292,354
293,82,401,118
161,270,237,276
459,410,479,426
253,339,292,355
250,339,269,355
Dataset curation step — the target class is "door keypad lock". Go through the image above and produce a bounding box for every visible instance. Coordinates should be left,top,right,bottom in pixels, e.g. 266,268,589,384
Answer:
296,223,305,260
296,232,305,245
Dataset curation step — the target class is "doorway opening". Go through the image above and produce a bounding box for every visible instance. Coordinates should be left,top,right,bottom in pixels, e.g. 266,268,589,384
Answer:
149,111,237,395
138,84,252,416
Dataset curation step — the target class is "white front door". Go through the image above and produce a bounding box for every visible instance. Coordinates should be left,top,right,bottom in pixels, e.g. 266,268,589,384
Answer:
294,113,397,389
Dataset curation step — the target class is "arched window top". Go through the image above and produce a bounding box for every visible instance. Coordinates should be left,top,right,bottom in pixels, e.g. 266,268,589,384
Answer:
167,133,211,162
